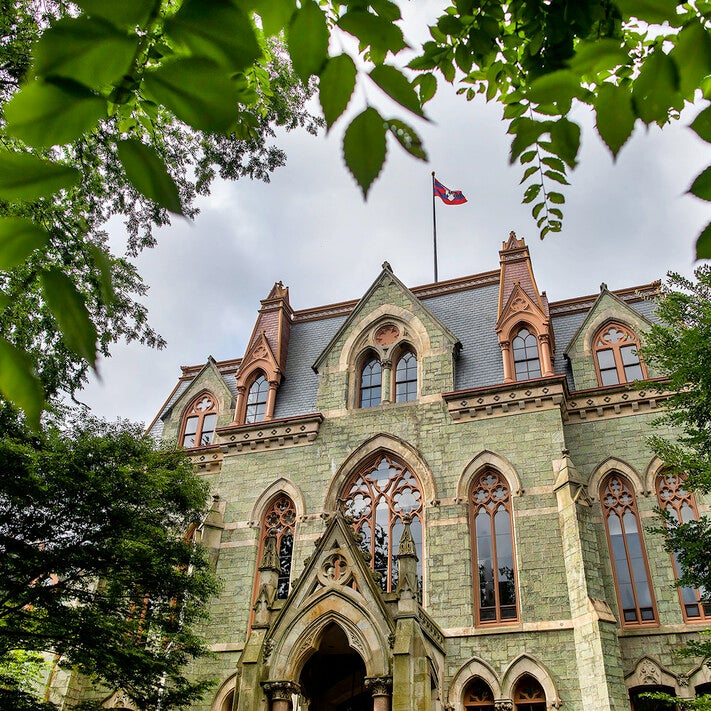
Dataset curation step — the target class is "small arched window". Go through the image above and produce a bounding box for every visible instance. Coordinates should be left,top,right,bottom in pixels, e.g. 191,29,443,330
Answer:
469,470,518,624
359,356,382,408
181,393,218,448
342,454,423,593
655,471,711,622
601,474,657,626
594,322,645,386
512,327,541,380
513,675,546,711
463,678,495,711
258,494,296,599
245,374,268,424
394,349,417,402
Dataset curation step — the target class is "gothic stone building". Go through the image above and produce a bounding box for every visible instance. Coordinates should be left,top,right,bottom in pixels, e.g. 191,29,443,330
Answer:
139,234,711,710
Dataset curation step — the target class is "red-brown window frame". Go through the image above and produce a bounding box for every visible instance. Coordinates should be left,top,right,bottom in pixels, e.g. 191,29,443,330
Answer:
463,678,495,710
244,372,269,424
655,471,711,623
593,322,646,387
469,469,519,626
511,325,542,381
513,675,546,711
358,351,382,408
600,474,658,627
393,346,417,403
180,392,218,448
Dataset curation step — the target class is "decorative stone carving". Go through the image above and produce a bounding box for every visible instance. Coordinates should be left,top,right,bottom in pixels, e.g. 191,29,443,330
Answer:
263,637,274,661
495,700,514,711
364,676,393,697
259,532,280,572
639,660,661,685
263,681,300,701
317,551,352,586
677,673,689,687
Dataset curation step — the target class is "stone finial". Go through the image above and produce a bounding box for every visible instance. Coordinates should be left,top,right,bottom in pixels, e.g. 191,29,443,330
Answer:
396,514,418,559
395,515,419,600
382,260,392,272
600,282,608,292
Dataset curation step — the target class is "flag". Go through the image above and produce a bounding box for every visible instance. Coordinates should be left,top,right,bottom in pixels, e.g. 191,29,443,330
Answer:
433,178,467,205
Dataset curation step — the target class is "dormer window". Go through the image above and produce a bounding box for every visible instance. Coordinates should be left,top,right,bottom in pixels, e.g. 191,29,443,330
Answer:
359,356,382,408
512,327,541,380
245,374,268,423
594,323,645,386
181,394,218,448
395,350,417,402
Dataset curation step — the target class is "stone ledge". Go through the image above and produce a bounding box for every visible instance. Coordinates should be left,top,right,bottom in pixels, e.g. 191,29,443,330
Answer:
564,384,670,423
216,413,324,453
185,445,223,473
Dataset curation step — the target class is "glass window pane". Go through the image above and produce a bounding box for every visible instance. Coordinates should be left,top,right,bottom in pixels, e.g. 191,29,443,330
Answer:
600,367,620,386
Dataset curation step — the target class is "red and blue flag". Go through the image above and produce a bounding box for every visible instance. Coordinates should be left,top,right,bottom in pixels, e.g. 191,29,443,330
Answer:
433,178,467,205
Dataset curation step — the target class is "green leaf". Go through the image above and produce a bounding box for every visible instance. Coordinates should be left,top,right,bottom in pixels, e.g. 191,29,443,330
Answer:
74,0,158,28
523,183,542,203
343,107,387,198
503,102,527,119
527,70,581,105
689,166,711,202
616,0,684,24
412,73,437,104
690,105,711,143
544,170,569,185
549,119,580,168
632,50,680,126
670,22,711,99
567,39,629,76
0,153,80,201
117,139,183,214
253,0,295,36
696,222,711,259
369,65,425,118
32,17,138,89
288,0,329,82
520,150,537,164
509,118,550,164
318,54,357,130
594,84,636,158
5,80,106,148
520,165,538,183
88,245,116,305
532,201,545,219
548,191,565,204
541,156,566,172
0,218,50,271
386,119,427,161
143,58,240,132
0,337,44,430
166,0,262,71
40,268,98,365
338,11,407,55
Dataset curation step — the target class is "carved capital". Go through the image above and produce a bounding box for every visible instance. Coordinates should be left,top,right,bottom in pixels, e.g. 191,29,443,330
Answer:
499,340,511,352
236,385,247,396
263,681,300,701
364,676,392,697
495,700,514,711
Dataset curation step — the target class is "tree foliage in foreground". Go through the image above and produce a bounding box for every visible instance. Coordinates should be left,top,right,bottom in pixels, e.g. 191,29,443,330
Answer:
1,0,709,425
0,408,218,710
642,266,711,662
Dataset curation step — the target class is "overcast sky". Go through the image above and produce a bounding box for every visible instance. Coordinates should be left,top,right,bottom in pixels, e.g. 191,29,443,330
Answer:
79,9,710,426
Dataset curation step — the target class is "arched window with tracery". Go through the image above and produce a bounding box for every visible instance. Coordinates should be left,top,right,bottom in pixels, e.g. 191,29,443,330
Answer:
601,474,657,626
656,471,711,621
463,678,495,711
258,494,295,599
341,454,423,593
594,322,645,386
469,469,518,624
513,675,546,711
512,327,541,380
394,349,417,402
245,374,268,424
359,355,382,408
181,393,218,448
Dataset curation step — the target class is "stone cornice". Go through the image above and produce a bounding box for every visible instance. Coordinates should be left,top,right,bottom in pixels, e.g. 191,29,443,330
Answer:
185,444,223,473
563,383,670,423
216,413,323,453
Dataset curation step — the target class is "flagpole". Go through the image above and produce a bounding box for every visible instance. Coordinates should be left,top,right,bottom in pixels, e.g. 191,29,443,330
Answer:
432,171,438,283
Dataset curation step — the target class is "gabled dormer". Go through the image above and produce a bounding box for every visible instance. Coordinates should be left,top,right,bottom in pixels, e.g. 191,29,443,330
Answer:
495,232,554,382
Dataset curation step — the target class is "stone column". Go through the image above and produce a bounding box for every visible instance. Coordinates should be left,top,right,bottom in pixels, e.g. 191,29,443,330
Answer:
538,333,554,376
500,341,513,382
234,385,246,423
365,676,392,711
263,681,300,711
265,380,279,420
381,360,392,404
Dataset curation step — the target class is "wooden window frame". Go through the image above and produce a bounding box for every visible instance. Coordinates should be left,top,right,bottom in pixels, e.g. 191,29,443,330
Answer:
469,469,519,626
593,322,646,387
180,393,218,448
463,678,495,711
511,326,542,381
393,347,417,403
601,474,658,627
358,352,382,408
513,675,546,711
245,373,269,424
655,471,711,623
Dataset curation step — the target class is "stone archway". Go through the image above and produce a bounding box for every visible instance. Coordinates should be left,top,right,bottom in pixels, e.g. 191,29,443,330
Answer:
298,622,369,711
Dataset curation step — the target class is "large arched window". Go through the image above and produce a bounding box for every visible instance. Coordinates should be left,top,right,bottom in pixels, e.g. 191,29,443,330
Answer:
512,327,541,380
394,349,417,402
463,678,495,711
181,393,218,448
594,322,645,386
245,374,268,424
257,494,296,599
359,355,382,408
513,675,546,711
469,470,518,624
601,474,657,626
655,471,711,621
341,454,423,593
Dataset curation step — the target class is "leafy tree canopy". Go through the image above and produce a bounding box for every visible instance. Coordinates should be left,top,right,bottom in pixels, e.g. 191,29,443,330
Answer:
0,406,218,710
1,0,709,425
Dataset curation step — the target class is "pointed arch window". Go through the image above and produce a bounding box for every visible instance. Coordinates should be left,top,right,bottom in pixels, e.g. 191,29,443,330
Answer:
359,356,382,408
341,454,423,593
469,470,518,624
245,374,268,424
394,349,417,402
594,322,645,386
601,475,657,626
655,471,711,621
181,394,218,448
463,678,495,711
258,494,296,599
512,327,541,380
513,676,546,711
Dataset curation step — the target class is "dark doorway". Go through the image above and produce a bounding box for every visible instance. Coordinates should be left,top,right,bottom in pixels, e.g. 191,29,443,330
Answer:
629,686,677,711
299,623,369,711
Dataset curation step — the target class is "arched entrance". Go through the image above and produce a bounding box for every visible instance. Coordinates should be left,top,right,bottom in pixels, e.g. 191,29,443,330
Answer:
299,623,369,711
